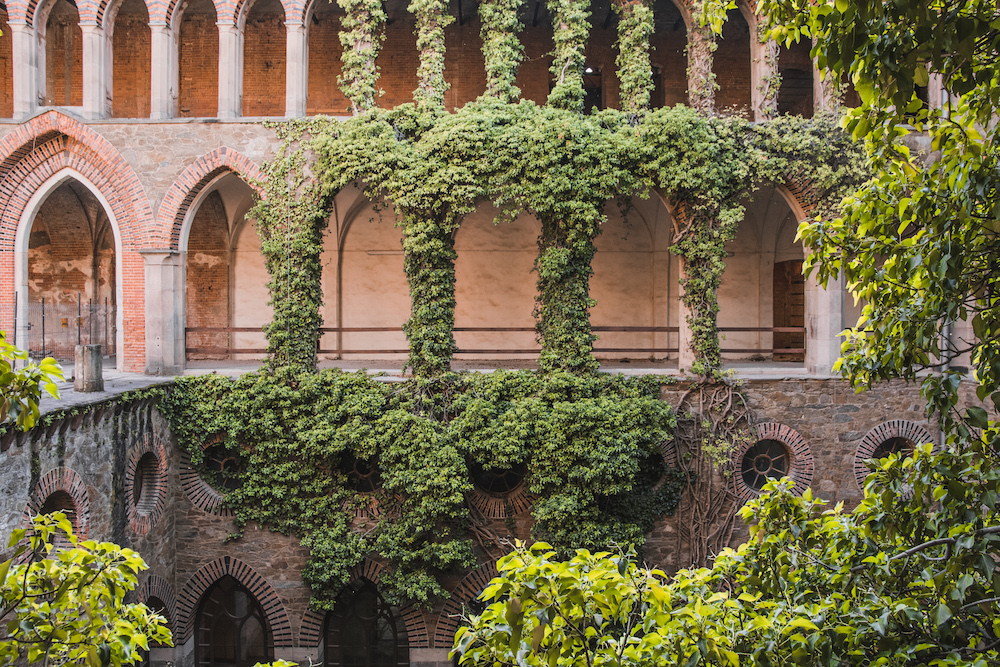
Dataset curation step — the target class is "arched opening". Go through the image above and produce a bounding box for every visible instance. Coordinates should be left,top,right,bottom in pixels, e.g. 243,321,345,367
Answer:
21,177,117,363
182,173,267,362
38,490,79,547
717,185,804,363
590,195,676,361
712,7,751,116
650,0,687,108
40,0,83,107
195,575,274,667
324,198,409,361
454,206,539,361
110,0,152,117
0,8,13,117
242,0,286,116
777,40,813,117
178,0,219,117
306,0,347,114
321,579,409,667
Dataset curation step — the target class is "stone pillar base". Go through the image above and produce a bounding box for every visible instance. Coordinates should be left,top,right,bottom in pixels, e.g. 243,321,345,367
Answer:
75,345,104,392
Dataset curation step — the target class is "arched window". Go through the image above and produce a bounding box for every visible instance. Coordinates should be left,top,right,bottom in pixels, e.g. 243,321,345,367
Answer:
323,579,408,667
195,576,274,667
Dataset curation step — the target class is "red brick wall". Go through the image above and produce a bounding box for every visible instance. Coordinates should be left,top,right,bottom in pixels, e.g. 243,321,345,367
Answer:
306,14,347,114
712,8,750,116
0,12,13,117
650,0,687,107
777,41,813,117
517,23,553,105
378,18,420,109
179,7,219,117
185,191,230,358
112,14,152,118
443,17,487,110
45,6,84,107
243,10,286,116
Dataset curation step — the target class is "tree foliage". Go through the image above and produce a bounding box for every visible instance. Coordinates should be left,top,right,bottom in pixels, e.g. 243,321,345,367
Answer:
755,0,1000,423
456,437,1000,667
1,514,172,667
0,332,62,431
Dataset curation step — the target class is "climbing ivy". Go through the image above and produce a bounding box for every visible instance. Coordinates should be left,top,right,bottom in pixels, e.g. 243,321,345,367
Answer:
338,0,387,113
615,0,655,115
546,0,590,111
479,0,525,102
411,0,452,108
161,370,682,606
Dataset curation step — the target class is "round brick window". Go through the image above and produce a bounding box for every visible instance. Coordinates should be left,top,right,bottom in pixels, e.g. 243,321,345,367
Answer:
734,423,814,501
470,461,526,496
854,421,931,490
133,453,161,515
346,456,382,494
740,439,788,492
467,461,532,520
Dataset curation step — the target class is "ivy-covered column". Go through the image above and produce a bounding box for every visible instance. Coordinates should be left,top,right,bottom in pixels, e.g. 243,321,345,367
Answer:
686,14,715,114
752,30,779,121
546,0,590,111
411,0,452,107
535,218,599,373
614,0,654,115
254,131,329,373
338,0,387,113
480,0,524,101
813,38,842,116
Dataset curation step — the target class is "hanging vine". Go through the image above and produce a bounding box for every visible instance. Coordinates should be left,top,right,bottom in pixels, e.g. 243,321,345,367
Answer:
756,24,781,121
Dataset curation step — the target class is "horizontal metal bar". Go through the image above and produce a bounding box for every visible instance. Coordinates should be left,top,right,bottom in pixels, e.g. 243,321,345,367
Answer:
719,327,806,333
186,348,268,354
721,348,806,354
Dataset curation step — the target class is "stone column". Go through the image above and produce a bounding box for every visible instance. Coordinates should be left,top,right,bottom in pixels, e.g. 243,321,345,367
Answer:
9,23,39,118
150,23,176,118
217,21,242,118
686,25,715,114
676,259,698,374
81,24,108,119
285,20,307,117
804,271,843,376
752,37,779,121
140,249,185,375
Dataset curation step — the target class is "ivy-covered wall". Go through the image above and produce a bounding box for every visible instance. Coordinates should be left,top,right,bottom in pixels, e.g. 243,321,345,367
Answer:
165,0,865,612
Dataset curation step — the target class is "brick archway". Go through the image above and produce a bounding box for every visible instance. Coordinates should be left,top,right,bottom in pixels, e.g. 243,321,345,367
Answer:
0,111,152,371
23,467,91,539
298,558,430,648
434,561,499,648
175,556,294,646
137,574,178,638
155,146,265,249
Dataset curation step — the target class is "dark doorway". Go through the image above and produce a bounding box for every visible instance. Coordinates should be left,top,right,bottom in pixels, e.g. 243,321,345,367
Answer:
323,579,409,667
772,259,805,362
195,576,273,667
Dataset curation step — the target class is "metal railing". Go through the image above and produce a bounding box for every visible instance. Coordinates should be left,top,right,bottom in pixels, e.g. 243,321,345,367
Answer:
185,325,807,358
13,293,116,361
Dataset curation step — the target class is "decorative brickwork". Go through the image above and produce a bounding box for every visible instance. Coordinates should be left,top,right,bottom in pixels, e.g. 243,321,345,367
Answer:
433,561,498,648
298,558,430,648
154,146,264,248
0,111,151,371
137,574,177,639
467,485,533,521
175,555,294,645
853,420,933,490
23,466,90,539
126,434,168,535
735,422,814,500
179,434,234,517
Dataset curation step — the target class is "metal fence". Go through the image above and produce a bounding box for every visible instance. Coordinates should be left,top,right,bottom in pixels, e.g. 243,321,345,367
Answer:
13,294,116,361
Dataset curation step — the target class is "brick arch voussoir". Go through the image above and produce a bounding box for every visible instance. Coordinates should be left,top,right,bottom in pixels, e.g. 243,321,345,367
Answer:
137,574,178,635
0,111,154,250
23,467,92,539
434,561,499,648
854,420,934,489
176,556,294,647
156,147,265,249
298,558,429,648
778,174,823,220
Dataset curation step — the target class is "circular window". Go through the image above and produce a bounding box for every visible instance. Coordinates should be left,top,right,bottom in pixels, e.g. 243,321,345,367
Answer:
346,457,382,494
470,461,526,496
740,439,789,492
127,435,168,534
202,442,244,493
870,437,912,461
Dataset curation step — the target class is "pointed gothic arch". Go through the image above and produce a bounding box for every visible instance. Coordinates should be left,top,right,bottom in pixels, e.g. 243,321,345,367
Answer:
0,111,152,371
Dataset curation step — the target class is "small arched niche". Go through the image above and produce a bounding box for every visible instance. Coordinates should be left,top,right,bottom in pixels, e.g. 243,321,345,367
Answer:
110,0,152,117
242,0,287,116
178,0,219,117
712,7,751,116
40,0,84,107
